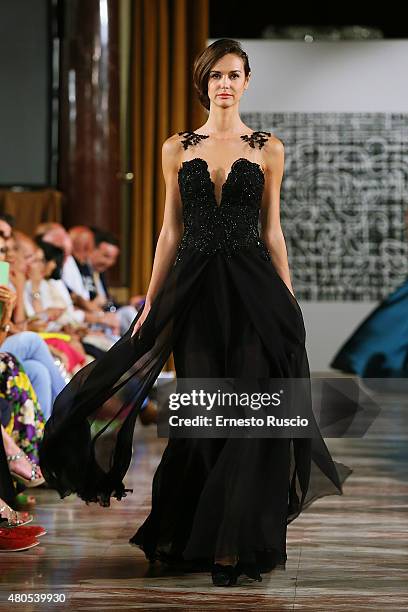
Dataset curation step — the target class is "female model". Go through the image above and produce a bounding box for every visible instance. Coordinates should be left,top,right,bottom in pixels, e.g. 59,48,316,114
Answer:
40,39,351,587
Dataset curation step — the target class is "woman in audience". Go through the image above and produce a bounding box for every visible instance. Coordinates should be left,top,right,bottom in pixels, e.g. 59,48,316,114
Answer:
29,234,116,358
0,233,66,420
38,224,121,338
1,424,44,487
1,428,46,551
1,397,36,510
0,351,46,465
0,333,66,423
23,240,87,373
24,240,81,328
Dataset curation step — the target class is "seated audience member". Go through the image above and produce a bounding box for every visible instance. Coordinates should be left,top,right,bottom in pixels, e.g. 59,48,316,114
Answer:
38,223,119,338
0,233,66,419
5,231,59,338
63,226,97,301
0,353,46,468
0,428,46,551
23,241,65,327
33,225,157,423
27,239,88,327
1,427,46,551
90,226,145,306
23,240,87,373
88,228,144,334
35,222,73,263
0,330,65,423
4,231,86,367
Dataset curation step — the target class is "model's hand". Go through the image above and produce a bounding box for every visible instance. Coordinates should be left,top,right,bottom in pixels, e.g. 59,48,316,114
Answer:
131,303,151,338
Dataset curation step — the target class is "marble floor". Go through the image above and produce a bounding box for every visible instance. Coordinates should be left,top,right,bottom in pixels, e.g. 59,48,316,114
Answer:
0,381,407,611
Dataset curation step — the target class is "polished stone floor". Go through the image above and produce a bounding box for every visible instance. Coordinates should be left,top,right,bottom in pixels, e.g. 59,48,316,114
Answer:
0,381,407,611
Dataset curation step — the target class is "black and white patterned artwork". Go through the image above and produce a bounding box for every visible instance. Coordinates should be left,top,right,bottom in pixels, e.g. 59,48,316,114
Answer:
243,112,408,300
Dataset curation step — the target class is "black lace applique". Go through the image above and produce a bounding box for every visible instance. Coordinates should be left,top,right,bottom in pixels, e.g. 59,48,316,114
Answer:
175,158,271,264
240,130,272,149
178,131,210,150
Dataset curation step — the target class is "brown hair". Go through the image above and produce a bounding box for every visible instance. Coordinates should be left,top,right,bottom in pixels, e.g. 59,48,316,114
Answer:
193,39,251,111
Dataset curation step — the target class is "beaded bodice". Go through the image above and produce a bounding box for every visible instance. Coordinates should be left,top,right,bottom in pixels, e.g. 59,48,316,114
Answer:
175,130,272,264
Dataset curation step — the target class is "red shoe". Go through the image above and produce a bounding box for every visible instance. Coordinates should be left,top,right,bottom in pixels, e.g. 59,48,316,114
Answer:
0,532,39,552
0,526,46,538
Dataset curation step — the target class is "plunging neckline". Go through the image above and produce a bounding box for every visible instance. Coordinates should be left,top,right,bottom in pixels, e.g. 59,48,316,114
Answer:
178,157,265,209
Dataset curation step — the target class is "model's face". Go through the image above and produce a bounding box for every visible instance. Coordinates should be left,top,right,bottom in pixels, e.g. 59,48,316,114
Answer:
90,242,119,272
207,53,250,109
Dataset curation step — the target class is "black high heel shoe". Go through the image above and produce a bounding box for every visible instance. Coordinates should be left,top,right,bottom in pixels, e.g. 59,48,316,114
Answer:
234,561,262,582
211,563,238,587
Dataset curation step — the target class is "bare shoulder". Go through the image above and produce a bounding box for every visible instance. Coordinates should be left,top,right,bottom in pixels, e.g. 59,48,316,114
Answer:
263,134,284,156
162,133,183,173
261,134,284,173
162,133,183,158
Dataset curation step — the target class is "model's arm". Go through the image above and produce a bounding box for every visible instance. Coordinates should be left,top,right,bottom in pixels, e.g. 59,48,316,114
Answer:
259,138,295,296
132,135,184,337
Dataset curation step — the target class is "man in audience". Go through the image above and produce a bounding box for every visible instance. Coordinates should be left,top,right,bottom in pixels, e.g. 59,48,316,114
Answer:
35,222,72,260
38,223,119,336
88,228,145,334
63,226,97,301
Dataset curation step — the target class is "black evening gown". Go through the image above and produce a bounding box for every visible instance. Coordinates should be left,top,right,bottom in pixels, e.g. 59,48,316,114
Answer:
39,130,352,573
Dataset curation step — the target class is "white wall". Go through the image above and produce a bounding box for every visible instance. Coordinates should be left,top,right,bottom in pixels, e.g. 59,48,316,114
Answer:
301,301,374,372
236,40,408,113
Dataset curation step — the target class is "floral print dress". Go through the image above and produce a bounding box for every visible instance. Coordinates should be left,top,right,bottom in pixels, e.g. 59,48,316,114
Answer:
0,352,45,463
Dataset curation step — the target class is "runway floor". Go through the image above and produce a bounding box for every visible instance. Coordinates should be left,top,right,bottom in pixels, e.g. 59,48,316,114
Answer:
0,382,407,611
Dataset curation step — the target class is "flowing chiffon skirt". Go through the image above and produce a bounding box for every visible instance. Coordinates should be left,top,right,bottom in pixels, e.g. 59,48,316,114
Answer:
39,244,352,571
